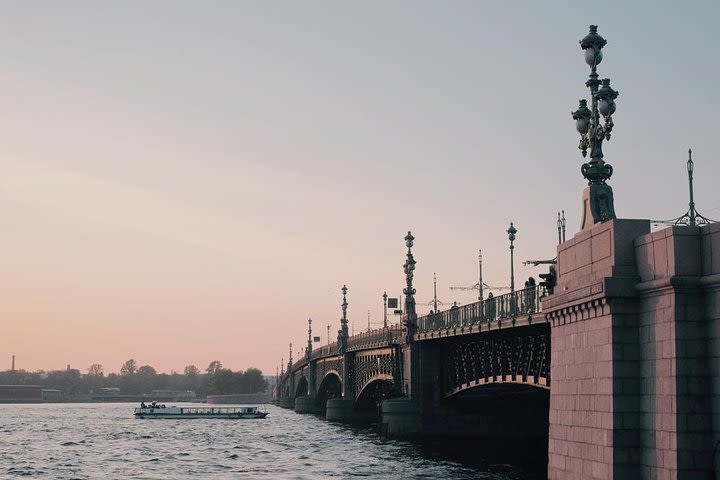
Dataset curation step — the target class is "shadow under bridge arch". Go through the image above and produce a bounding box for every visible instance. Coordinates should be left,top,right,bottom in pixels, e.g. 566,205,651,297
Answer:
294,376,308,399
316,371,342,413
354,374,396,413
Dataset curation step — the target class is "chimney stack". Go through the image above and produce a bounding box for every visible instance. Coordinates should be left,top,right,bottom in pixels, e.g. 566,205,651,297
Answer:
11,355,15,371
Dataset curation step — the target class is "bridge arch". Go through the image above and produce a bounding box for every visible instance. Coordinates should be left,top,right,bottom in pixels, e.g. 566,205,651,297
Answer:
316,371,342,412
355,374,395,413
294,376,309,398
445,375,549,398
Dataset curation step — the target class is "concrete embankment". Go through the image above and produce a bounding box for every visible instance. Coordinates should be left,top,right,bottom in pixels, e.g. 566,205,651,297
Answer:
206,392,271,404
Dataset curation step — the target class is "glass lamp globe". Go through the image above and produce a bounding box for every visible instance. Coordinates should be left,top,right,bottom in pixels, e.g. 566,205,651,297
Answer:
598,98,615,117
584,48,603,67
575,117,590,134
572,99,591,134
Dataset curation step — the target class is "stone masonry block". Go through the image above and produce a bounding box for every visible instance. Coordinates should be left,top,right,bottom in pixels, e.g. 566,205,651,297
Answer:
711,226,720,274
591,229,612,263
671,228,701,276
636,240,654,281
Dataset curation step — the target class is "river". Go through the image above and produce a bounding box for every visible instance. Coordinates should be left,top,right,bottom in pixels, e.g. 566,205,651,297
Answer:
0,403,543,479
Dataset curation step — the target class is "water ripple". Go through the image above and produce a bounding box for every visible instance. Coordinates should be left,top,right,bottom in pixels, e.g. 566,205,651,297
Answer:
0,403,534,479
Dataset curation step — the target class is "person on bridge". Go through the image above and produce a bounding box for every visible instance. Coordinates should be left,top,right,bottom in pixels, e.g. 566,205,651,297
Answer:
450,302,459,326
487,292,495,321
526,277,537,313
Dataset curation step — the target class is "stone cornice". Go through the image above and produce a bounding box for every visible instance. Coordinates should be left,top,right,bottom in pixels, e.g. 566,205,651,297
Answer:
635,272,720,293
545,297,609,325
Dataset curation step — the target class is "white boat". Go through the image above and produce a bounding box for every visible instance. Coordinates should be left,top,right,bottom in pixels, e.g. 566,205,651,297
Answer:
134,403,268,419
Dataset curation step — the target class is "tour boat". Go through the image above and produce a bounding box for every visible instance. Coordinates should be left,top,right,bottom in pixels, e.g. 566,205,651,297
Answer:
134,404,268,419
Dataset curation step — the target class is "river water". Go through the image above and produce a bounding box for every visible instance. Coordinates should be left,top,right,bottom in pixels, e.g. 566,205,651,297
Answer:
0,403,542,479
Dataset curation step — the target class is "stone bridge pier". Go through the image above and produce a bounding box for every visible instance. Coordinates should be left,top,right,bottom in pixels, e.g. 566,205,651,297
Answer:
545,219,720,480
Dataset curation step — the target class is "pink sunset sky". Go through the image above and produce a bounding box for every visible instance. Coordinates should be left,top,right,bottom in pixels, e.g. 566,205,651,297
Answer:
1,2,717,375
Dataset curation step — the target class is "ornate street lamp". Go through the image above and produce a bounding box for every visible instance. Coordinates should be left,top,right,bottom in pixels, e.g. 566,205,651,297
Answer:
507,222,517,294
572,25,619,226
403,231,417,330
306,317,313,361
339,285,349,354
382,291,388,329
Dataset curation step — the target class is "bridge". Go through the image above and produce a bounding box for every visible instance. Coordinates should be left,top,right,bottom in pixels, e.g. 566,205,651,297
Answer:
277,285,549,410
275,218,720,480
276,280,552,452
274,25,720,480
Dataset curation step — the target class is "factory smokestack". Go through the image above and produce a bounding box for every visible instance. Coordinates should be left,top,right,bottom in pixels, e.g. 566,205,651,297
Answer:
11,355,15,372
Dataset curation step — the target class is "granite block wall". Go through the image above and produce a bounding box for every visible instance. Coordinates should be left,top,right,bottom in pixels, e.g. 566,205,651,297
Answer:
547,220,720,479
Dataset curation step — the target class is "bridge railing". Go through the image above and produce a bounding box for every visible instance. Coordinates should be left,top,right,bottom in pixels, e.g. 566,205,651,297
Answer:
310,341,340,360
289,358,307,374
347,324,404,351
416,285,546,332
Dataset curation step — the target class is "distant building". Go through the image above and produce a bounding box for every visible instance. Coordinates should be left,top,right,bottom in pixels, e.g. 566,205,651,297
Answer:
0,385,43,403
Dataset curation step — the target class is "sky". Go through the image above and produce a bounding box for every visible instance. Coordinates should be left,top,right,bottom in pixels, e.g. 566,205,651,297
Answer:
1,1,718,375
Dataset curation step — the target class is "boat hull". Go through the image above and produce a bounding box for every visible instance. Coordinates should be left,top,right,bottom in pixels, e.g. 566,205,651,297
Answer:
133,405,268,419
134,412,268,419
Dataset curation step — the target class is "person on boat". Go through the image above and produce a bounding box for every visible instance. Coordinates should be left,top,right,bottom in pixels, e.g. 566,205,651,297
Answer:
140,402,147,408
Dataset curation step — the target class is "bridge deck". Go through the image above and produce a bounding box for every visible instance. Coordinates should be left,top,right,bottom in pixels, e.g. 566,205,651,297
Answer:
414,311,547,341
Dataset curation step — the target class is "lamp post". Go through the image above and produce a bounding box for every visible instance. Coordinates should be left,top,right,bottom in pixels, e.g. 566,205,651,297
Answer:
306,318,313,361
672,149,714,227
507,222,517,293
326,324,330,346
403,231,417,331
339,285,351,398
557,212,562,244
477,250,484,302
556,211,567,244
382,291,388,328
572,25,619,226
339,285,349,354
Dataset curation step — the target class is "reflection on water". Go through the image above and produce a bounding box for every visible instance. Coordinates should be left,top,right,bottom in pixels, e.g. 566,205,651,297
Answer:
0,403,544,479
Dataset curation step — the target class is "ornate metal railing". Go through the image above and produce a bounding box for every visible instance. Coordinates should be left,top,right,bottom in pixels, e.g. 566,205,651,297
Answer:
282,326,402,380
347,325,403,352
310,341,340,360
416,286,546,332
289,358,307,375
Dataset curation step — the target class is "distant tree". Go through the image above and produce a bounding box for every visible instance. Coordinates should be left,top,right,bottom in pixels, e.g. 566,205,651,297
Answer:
184,365,200,376
120,359,137,376
135,365,158,393
137,365,157,376
210,368,237,394
87,364,104,377
242,368,268,393
206,360,223,375
46,369,83,395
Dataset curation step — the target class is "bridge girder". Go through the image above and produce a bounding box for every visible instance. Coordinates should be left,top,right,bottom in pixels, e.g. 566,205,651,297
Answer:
443,324,550,396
